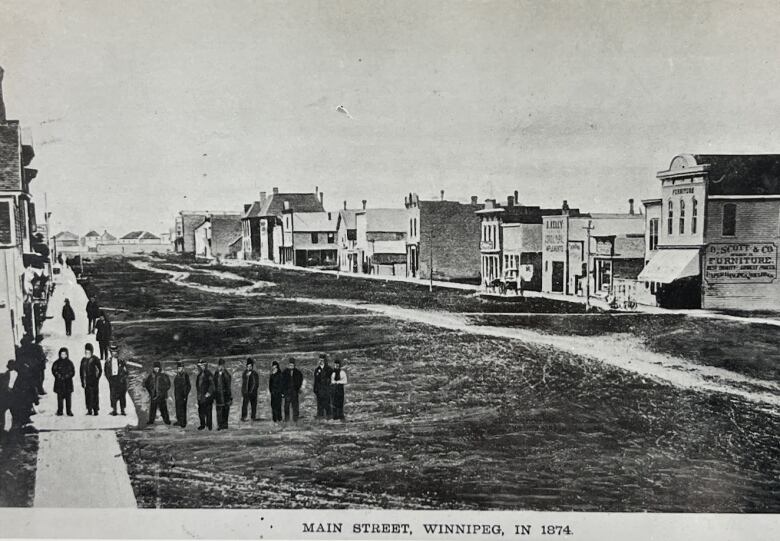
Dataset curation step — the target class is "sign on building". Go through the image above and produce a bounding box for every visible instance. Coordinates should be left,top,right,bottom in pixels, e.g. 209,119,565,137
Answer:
544,218,566,254
704,243,777,283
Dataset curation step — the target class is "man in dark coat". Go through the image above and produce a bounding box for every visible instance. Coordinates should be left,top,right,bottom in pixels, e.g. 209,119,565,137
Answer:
86,296,100,334
52,347,75,416
331,359,348,421
0,360,20,433
241,358,260,421
143,361,171,425
173,361,191,428
313,353,333,419
79,343,103,415
94,312,112,360
281,357,303,422
62,299,76,336
268,361,283,422
195,359,214,430
104,344,129,416
213,359,232,430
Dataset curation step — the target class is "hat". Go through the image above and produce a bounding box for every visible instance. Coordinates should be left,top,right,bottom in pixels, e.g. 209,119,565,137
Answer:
85,343,94,352
287,357,296,364
218,359,225,366
176,361,183,368
197,358,206,365
318,353,328,360
152,361,161,368
246,358,254,366
271,360,279,367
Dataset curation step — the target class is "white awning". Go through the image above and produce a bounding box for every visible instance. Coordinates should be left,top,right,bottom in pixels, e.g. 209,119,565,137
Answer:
637,249,700,284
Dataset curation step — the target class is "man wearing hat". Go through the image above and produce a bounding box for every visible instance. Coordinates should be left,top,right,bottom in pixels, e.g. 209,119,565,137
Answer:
79,343,102,415
195,359,215,430
213,359,232,430
281,357,303,422
104,344,129,416
313,353,333,419
240,358,259,422
268,361,283,422
173,361,191,428
143,361,171,425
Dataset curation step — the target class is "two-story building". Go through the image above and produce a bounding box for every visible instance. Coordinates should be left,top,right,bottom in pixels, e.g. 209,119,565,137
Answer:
336,200,363,273
280,206,338,268
404,192,483,282
638,154,780,310
356,208,408,275
241,187,325,262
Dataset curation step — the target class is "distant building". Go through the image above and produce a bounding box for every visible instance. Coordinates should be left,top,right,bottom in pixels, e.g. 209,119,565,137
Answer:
241,187,325,262
95,230,170,255
120,231,160,244
175,210,236,255
404,192,483,282
53,231,80,254
193,214,242,260
280,207,337,268
82,230,100,251
356,208,408,276
336,200,362,273
476,191,571,291
638,154,780,310
99,230,116,242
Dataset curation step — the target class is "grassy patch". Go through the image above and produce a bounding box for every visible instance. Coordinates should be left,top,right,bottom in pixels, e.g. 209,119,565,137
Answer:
0,434,38,507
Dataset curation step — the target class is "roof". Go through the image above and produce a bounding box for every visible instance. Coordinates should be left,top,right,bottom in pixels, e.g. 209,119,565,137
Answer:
363,208,408,232
84,230,100,237
291,211,337,232
209,214,242,233
337,209,360,230
122,231,160,240
662,154,780,196
244,192,324,219
54,231,79,241
228,236,243,247
478,205,575,224
100,230,116,241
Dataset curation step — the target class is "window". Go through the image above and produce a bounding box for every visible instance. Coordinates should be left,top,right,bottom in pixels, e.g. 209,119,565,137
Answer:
679,199,685,234
667,200,674,235
649,218,659,251
413,218,417,237
692,198,698,234
410,219,414,237
311,232,319,244
722,203,737,236
327,233,335,243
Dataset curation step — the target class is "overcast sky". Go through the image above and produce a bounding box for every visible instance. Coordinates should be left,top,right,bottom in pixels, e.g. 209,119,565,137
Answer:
3,0,780,236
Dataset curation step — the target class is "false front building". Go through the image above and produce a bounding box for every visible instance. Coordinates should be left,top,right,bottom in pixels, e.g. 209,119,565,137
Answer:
280,207,337,268
638,154,780,310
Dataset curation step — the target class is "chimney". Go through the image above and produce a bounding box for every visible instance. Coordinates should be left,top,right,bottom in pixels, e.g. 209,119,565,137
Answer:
507,195,515,207
471,196,478,205
0,66,5,122
440,190,445,201
343,200,347,210
315,185,319,195
562,200,570,216
319,191,324,206
514,190,519,204
362,199,367,210
272,187,279,195
628,198,635,215
243,204,251,213
259,191,267,203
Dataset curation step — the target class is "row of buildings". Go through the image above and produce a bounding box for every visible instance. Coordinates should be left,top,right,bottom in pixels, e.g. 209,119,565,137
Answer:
52,229,173,256
176,156,780,312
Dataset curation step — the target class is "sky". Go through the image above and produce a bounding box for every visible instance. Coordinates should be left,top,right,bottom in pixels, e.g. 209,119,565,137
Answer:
2,0,780,236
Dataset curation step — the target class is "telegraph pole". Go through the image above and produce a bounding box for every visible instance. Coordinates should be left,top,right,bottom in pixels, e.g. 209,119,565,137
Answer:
583,220,594,310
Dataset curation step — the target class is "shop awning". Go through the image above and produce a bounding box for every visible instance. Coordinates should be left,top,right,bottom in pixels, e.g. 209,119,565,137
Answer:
637,249,700,284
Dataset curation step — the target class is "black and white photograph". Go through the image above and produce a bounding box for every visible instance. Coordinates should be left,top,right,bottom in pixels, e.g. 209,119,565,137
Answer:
0,0,778,539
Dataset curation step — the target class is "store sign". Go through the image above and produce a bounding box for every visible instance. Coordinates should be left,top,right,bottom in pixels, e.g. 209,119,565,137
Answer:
704,243,777,283
544,218,567,254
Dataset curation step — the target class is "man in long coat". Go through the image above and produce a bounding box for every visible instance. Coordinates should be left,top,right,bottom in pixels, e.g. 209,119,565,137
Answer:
61,299,76,336
104,345,129,416
94,312,112,360
281,358,303,422
240,358,259,421
173,361,191,428
195,359,214,430
313,353,333,419
143,361,171,425
213,359,232,430
268,361,283,422
86,296,100,334
52,347,75,416
79,343,103,415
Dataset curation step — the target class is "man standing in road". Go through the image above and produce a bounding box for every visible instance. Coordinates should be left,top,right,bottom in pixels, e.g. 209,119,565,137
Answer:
268,361,283,423
144,361,171,425
195,359,214,431
313,353,333,419
104,345,128,416
86,296,100,334
281,358,303,423
79,343,102,415
213,359,232,430
61,299,76,336
95,312,112,360
240,358,259,421
173,361,191,428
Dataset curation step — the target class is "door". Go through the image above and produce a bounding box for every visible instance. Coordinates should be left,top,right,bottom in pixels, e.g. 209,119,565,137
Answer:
552,261,565,293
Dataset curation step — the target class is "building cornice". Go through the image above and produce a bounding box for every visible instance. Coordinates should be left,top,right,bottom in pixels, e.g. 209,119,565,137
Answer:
656,165,709,180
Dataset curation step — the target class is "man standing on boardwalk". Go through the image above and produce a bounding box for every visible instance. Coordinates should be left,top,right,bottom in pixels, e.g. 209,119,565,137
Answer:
79,343,102,415
195,359,214,431
240,358,259,421
52,347,75,416
281,358,303,423
61,299,76,336
104,345,128,416
268,361,283,423
85,296,100,334
313,353,333,419
173,361,191,428
213,359,232,430
144,361,171,425
95,312,112,360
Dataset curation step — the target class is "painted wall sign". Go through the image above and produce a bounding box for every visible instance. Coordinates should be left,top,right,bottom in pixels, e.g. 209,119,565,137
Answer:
704,243,777,283
544,218,566,253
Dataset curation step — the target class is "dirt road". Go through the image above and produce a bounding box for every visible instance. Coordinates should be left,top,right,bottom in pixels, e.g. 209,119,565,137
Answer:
33,265,138,507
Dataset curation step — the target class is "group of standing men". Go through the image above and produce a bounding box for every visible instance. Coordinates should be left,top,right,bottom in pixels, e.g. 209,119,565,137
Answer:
142,353,348,430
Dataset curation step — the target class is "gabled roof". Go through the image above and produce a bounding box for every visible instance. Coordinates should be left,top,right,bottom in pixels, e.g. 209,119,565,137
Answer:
54,231,79,241
84,230,100,237
362,208,408,232
291,211,337,232
336,209,360,231
100,230,116,241
122,230,160,240
244,192,324,219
